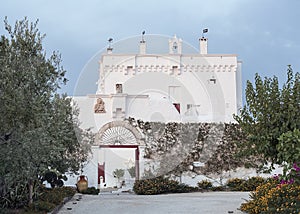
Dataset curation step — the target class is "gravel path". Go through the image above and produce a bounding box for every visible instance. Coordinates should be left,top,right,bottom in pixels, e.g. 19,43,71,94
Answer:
58,191,249,214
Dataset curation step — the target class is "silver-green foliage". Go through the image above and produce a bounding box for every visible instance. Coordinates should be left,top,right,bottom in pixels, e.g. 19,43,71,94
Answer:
113,169,125,180
0,17,93,208
127,166,136,178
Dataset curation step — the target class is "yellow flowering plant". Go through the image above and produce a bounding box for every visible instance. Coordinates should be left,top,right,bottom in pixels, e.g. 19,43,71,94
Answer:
240,172,300,214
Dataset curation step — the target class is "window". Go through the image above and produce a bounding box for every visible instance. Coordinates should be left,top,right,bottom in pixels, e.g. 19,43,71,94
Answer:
187,104,193,110
116,84,123,93
172,65,178,74
209,77,216,84
173,42,178,53
127,66,133,72
173,103,180,113
116,108,122,117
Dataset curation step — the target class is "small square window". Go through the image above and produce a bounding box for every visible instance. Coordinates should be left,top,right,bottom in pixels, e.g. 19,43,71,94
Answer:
209,78,216,84
116,84,123,93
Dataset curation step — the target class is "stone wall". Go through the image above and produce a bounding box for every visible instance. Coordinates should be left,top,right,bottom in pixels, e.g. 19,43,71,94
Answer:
127,117,265,183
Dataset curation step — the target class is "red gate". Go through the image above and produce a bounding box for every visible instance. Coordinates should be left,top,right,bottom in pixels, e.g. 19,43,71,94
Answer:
98,162,105,184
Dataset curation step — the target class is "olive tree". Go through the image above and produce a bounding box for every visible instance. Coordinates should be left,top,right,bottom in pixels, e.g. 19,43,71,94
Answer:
0,17,93,208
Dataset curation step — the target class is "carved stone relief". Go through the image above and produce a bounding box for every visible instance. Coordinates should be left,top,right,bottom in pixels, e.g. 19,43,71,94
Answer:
94,98,106,113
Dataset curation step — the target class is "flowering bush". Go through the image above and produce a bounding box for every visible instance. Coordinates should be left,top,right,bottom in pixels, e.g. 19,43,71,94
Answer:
281,162,300,185
240,166,300,213
240,182,300,213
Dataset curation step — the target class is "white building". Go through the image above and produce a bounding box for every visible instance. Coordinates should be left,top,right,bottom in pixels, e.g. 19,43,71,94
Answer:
69,35,242,188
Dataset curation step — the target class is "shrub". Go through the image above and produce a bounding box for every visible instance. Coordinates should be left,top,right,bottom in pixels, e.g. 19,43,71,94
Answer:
39,188,64,205
42,171,64,188
197,180,212,190
174,183,198,193
226,177,266,191
226,178,245,191
0,182,29,209
240,176,266,191
39,186,76,205
26,201,56,213
133,176,174,195
59,186,77,198
240,181,300,213
81,187,99,195
211,186,225,191
3,186,76,213
133,176,197,195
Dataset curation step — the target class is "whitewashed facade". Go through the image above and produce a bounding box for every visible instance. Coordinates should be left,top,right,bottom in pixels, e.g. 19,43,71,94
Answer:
68,35,243,188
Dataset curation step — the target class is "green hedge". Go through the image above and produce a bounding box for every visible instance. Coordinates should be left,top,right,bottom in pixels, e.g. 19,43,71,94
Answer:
133,176,198,195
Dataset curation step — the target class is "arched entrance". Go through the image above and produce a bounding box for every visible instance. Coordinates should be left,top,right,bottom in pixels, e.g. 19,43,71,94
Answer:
95,121,144,188
95,120,144,145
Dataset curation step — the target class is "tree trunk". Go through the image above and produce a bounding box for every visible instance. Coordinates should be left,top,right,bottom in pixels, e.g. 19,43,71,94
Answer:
28,179,33,205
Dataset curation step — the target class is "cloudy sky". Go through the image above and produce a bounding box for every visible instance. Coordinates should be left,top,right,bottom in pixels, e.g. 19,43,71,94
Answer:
1,0,300,97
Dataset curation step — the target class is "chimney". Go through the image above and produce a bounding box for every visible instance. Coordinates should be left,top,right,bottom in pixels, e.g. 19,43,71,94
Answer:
107,38,113,54
199,37,208,54
139,40,146,54
107,47,113,54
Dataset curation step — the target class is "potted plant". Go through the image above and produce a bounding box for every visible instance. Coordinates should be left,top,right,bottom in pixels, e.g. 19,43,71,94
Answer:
127,166,136,178
113,168,125,188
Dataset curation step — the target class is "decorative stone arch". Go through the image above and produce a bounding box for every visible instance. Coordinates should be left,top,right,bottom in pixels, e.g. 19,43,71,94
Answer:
95,120,144,146
95,120,145,183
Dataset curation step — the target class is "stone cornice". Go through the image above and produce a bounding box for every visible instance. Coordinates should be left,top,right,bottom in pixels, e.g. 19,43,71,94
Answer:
87,94,149,99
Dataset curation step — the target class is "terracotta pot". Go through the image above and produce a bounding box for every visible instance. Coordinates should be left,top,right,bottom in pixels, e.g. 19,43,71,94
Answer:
77,175,88,192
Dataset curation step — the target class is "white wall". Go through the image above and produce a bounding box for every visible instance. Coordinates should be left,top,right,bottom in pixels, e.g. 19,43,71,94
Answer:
70,41,243,188
96,53,240,123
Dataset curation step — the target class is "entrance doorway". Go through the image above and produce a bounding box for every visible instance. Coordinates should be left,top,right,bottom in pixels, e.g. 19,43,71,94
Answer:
98,145,139,188
95,121,144,188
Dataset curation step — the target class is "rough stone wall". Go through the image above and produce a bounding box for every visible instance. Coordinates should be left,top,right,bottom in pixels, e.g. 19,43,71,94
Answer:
126,117,260,180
